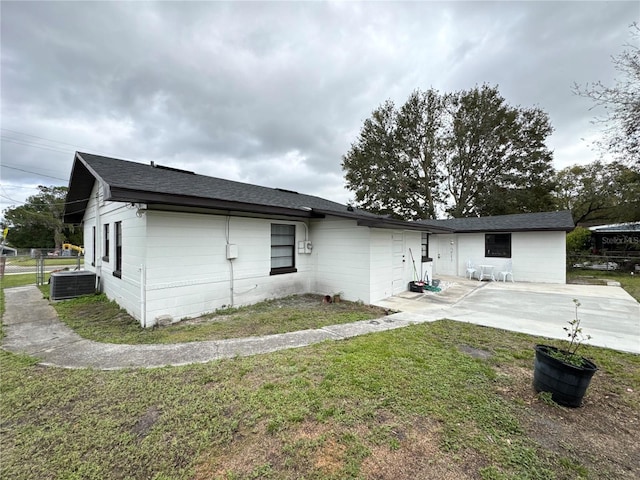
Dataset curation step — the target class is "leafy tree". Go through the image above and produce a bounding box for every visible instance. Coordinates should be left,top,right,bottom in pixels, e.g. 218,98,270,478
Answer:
2,186,81,249
574,23,640,167
342,85,556,219
566,226,593,254
554,160,640,225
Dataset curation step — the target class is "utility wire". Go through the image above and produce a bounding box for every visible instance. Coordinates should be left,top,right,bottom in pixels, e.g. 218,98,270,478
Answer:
1,127,122,160
0,184,44,191
1,136,72,155
1,128,86,149
0,193,93,207
0,164,68,182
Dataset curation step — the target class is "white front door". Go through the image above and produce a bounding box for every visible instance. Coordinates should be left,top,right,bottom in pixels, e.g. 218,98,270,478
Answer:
392,232,406,294
436,235,457,276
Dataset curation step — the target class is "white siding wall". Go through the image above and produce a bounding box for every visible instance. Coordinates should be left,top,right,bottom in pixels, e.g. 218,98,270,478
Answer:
143,212,313,325
82,183,147,321
369,229,393,302
457,233,485,277
83,197,437,326
432,231,567,283
310,222,421,304
311,217,372,303
512,231,567,283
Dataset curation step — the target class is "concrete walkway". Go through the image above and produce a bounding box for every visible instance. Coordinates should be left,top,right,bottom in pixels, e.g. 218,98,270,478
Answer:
2,278,639,370
1,286,426,370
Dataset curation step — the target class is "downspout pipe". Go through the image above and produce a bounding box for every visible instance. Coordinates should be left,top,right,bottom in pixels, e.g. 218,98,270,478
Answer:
140,264,147,328
95,190,102,291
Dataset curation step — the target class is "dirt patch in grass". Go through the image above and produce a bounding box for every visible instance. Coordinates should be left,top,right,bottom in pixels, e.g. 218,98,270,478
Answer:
493,361,640,479
360,417,478,480
195,416,481,480
185,294,387,326
132,406,162,440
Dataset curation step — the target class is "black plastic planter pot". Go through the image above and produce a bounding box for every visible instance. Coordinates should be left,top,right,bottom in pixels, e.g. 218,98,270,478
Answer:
533,344,597,407
409,281,425,293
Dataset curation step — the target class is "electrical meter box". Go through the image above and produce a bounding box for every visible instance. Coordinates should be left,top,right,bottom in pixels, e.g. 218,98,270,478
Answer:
226,244,238,259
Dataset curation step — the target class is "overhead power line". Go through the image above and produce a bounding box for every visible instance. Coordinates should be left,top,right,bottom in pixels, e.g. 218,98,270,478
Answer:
1,136,72,155
0,127,124,160
0,164,69,182
1,128,85,149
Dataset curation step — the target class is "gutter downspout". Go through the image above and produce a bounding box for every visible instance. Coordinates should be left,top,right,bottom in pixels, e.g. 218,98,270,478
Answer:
95,190,102,291
140,264,147,328
226,216,234,308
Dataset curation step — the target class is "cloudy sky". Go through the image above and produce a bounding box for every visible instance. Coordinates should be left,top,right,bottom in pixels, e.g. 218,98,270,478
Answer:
1,1,637,219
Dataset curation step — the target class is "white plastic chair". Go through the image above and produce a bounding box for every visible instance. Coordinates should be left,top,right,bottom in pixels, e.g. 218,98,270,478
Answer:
499,260,514,282
466,259,477,280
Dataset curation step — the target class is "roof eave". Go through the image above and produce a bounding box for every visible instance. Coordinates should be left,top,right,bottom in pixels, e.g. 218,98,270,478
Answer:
108,186,324,219
63,152,113,224
450,226,574,233
355,218,451,233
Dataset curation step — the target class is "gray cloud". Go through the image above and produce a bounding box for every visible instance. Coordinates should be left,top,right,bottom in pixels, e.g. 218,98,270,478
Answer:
1,1,637,216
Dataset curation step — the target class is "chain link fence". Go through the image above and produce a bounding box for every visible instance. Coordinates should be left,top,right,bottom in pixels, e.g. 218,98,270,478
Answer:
567,253,640,273
1,249,84,285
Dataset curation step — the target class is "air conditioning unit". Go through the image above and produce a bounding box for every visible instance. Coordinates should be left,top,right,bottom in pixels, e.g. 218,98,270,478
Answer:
50,271,96,300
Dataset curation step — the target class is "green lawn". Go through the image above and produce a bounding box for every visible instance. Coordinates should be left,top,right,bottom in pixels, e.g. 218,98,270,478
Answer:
2,271,639,479
0,272,51,289
1,320,638,480
52,293,391,344
5,257,84,267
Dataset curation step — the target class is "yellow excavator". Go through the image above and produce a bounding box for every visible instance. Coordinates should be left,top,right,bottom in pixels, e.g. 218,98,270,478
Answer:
62,243,84,256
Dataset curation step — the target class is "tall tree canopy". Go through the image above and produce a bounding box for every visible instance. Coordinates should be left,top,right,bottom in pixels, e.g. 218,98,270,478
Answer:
574,23,640,167
554,160,640,225
342,85,556,220
2,186,81,249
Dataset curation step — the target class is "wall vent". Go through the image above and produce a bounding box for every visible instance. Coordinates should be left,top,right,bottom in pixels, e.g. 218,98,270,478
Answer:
50,271,97,300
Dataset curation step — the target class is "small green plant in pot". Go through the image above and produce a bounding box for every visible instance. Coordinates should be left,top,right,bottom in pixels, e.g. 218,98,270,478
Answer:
533,299,598,407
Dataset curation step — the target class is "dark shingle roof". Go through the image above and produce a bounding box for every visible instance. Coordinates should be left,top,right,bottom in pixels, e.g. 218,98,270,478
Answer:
418,210,574,233
64,152,448,232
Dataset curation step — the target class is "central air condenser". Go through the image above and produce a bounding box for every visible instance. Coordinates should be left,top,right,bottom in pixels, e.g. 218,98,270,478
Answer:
50,271,96,300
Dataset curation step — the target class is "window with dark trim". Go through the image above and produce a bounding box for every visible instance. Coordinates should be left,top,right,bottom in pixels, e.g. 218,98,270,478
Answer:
270,224,296,275
113,221,122,278
421,232,431,262
485,233,511,258
102,224,109,262
92,226,96,266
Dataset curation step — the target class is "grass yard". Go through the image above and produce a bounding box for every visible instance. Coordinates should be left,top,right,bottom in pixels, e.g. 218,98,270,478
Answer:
5,256,83,267
1,320,638,480
2,272,639,479
1,272,51,290
52,293,391,344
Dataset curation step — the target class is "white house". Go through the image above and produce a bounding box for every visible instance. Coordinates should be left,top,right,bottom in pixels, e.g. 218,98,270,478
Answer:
63,152,447,327
421,211,575,284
